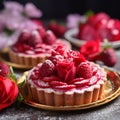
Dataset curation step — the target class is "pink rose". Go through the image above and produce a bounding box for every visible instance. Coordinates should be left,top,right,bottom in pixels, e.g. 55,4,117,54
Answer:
80,40,102,61
0,76,18,111
56,60,76,83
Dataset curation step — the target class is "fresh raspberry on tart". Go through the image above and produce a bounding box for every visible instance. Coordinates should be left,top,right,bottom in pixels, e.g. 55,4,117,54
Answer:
26,46,107,106
8,27,71,67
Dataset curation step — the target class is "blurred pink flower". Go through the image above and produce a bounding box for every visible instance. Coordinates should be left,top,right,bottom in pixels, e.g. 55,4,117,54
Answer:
0,1,43,50
66,14,87,29
4,1,24,13
24,3,42,18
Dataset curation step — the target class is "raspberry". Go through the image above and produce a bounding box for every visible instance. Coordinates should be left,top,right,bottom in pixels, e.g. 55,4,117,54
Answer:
100,48,117,67
48,21,66,38
39,60,55,77
28,30,43,47
77,62,93,79
0,62,10,77
13,43,24,52
23,44,33,51
36,26,46,39
17,30,30,44
32,19,44,28
30,69,40,80
43,30,56,45
48,21,57,35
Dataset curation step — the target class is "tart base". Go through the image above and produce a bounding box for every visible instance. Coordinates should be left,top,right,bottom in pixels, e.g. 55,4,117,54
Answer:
18,69,120,111
8,40,71,67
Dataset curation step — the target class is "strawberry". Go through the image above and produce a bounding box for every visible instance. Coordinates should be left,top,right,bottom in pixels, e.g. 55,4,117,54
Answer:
23,44,33,51
36,26,46,39
34,80,50,88
100,48,117,67
111,29,120,41
56,24,66,38
28,30,43,47
48,21,66,38
0,62,10,77
43,30,56,45
13,43,24,52
30,73,40,80
88,76,98,85
73,79,90,88
48,21,57,35
88,12,110,27
53,84,76,91
69,78,84,84
31,19,44,28
17,30,30,44
39,60,55,77
107,19,120,41
42,76,61,82
77,62,93,79
49,81,67,87
97,27,112,41
78,23,99,41
30,69,40,80
34,48,46,54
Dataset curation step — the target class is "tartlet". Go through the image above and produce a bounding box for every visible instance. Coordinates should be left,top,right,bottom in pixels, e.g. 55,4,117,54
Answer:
8,27,71,67
25,46,107,106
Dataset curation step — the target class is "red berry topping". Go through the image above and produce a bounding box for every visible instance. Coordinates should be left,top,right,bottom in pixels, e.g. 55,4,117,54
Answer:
69,78,84,84
89,76,98,85
43,30,56,45
88,12,110,27
100,48,117,67
12,43,22,52
34,80,50,88
32,19,44,28
0,62,10,77
17,30,30,44
28,30,43,47
77,62,93,79
39,60,55,77
48,21,66,38
73,79,90,88
36,26,46,39
64,62,76,83
78,23,99,41
67,50,86,67
54,84,76,91
42,76,61,82
49,81,67,87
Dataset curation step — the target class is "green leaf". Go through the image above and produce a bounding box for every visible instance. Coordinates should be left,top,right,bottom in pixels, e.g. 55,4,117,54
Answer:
102,38,112,50
4,28,14,36
85,10,94,17
9,66,17,83
14,93,23,108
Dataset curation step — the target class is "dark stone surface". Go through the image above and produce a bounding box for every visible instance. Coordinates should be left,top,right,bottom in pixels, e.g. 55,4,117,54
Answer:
1,51,120,120
0,98,120,120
